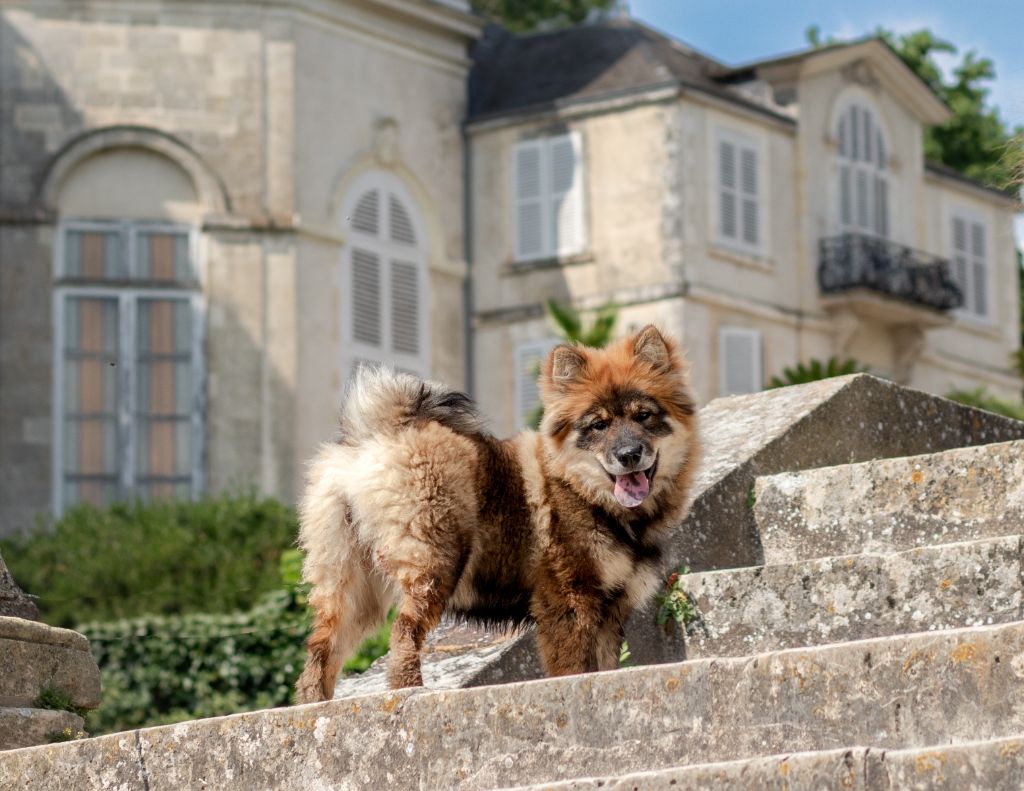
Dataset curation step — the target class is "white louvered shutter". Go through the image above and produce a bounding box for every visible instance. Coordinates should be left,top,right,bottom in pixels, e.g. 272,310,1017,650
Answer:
344,179,429,382
952,217,969,305
515,340,558,429
513,140,545,261
740,147,759,246
351,249,382,348
970,221,987,317
837,103,888,237
719,139,738,241
719,327,763,397
550,133,585,257
718,132,761,254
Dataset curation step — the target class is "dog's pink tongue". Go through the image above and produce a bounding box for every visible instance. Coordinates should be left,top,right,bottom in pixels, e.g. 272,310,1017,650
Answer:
613,471,649,508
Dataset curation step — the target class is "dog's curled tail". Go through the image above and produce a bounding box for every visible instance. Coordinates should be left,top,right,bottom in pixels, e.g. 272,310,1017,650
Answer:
339,364,486,443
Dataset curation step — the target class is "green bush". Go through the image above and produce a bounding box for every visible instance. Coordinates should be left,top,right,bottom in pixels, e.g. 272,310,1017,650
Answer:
81,550,393,735
945,387,1024,421
81,587,309,734
0,492,297,627
767,357,867,389
77,549,391,733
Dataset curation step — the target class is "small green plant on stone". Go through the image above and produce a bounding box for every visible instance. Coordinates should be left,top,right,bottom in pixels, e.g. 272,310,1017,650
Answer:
46,726,88,743
655,566,699,635
33,683,88,719
746,486,757,509
618,639,632,667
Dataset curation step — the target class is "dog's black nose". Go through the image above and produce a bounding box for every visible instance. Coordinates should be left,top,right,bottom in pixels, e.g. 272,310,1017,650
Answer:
615,445,643,468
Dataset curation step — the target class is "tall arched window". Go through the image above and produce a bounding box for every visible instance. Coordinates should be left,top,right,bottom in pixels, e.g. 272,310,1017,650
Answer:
341,173,429,380
836,101,889,237
52,146,204,513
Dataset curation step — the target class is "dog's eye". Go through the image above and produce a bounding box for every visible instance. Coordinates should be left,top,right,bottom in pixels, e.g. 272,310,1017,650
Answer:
635,411,651,422
591,419,609,431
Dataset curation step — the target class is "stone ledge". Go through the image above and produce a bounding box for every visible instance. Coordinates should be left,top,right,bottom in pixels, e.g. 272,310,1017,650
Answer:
0,618,101,709
753,439,1024,563
680,533,1023,659
0,617,90,652
4,620,1024,789
507,735,1024,790
0,708,84,752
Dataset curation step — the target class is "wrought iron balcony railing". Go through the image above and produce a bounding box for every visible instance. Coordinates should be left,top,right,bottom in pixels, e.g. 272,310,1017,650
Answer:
818,233,963,312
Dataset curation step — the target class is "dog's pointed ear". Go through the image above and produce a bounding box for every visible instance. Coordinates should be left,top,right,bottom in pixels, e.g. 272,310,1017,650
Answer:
546,344,588,387
633,325,673,371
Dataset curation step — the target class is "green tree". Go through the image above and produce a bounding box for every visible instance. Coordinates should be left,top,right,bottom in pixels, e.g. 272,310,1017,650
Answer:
471,0,615,31
805,26,1024,192
526,299,618,428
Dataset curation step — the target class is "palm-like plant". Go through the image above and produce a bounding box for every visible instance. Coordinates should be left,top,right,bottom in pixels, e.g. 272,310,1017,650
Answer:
767,357,867,389
526,299,619,428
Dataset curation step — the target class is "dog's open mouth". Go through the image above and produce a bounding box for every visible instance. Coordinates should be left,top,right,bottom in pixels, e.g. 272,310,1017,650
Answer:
609,457,657,509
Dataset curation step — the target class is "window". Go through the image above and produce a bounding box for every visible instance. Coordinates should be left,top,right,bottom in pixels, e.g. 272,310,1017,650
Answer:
55,221,203,512
515,339,559,429
512,132,586,262
836,102,889,237
718,327,763,396
716,130,762,254
951,214,989,319
343,176,429,380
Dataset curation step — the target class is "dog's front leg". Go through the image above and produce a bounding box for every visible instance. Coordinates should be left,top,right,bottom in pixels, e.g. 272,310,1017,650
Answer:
594,595,631,672
532,579,602,677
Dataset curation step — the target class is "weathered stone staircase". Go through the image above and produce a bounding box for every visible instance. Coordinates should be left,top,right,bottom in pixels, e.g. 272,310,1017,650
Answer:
3,374,1024,789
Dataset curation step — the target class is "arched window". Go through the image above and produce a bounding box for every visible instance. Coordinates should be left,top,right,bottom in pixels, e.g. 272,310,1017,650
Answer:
836,102,889,237
53,146,204,513
341,174,429,380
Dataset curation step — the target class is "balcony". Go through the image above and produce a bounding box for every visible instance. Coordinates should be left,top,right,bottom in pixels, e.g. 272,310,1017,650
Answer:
818,233,963,315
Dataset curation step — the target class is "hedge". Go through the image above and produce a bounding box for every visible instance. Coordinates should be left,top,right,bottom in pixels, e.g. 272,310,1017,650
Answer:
1,492,298,627
79,551,393,735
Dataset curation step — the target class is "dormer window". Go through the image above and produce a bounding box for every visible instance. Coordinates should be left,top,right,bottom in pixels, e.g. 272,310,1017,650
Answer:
836,102,889,238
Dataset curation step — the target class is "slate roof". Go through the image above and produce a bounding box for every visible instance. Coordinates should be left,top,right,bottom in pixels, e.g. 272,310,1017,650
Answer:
467,19,794,124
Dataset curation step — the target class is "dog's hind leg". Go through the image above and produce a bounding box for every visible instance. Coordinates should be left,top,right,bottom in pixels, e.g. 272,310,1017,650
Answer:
295,553,390,704
385,567,454,689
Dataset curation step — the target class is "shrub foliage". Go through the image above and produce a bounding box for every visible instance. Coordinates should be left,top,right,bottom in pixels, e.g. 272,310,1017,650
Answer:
0,493,297,627
80,549,392,735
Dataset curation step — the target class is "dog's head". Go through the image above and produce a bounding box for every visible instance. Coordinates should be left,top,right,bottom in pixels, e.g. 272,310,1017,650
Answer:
539,325,697,511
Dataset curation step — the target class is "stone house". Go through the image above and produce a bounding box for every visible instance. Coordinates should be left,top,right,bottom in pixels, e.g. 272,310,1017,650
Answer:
468,22,1022,435
0,5,1019,534
0,0,481,533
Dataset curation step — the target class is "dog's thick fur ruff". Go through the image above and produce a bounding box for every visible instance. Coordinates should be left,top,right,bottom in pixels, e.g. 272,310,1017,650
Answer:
294,325,699,702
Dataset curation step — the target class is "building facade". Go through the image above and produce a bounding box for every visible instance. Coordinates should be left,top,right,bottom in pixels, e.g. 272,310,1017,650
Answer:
0,7,1019,534
0,0,480,534
468,23,1021,435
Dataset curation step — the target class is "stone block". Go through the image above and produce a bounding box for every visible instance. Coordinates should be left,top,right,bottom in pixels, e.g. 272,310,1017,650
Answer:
0,708,84,752
677,375,1024,574
679,534,1022,659
753,439,1024,563
3,620,1024,789
0,617,101,709
509,736,1024,791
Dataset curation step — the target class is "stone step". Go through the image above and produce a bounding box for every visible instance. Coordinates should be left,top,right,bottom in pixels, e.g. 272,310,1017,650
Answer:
0,616,101,709
3,620,1024,789
678,534,1022,660
502,735,1024,790
0,708,84,752
753,439,1024,564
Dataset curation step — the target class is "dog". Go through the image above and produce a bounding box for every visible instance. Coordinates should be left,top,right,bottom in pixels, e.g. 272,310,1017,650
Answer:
294,325,700,703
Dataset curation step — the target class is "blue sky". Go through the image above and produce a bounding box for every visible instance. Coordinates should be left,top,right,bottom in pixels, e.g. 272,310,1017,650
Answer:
629,0,1024,129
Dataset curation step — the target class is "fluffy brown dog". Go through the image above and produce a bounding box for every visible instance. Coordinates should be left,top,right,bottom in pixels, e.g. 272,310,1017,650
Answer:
294,325,699,703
